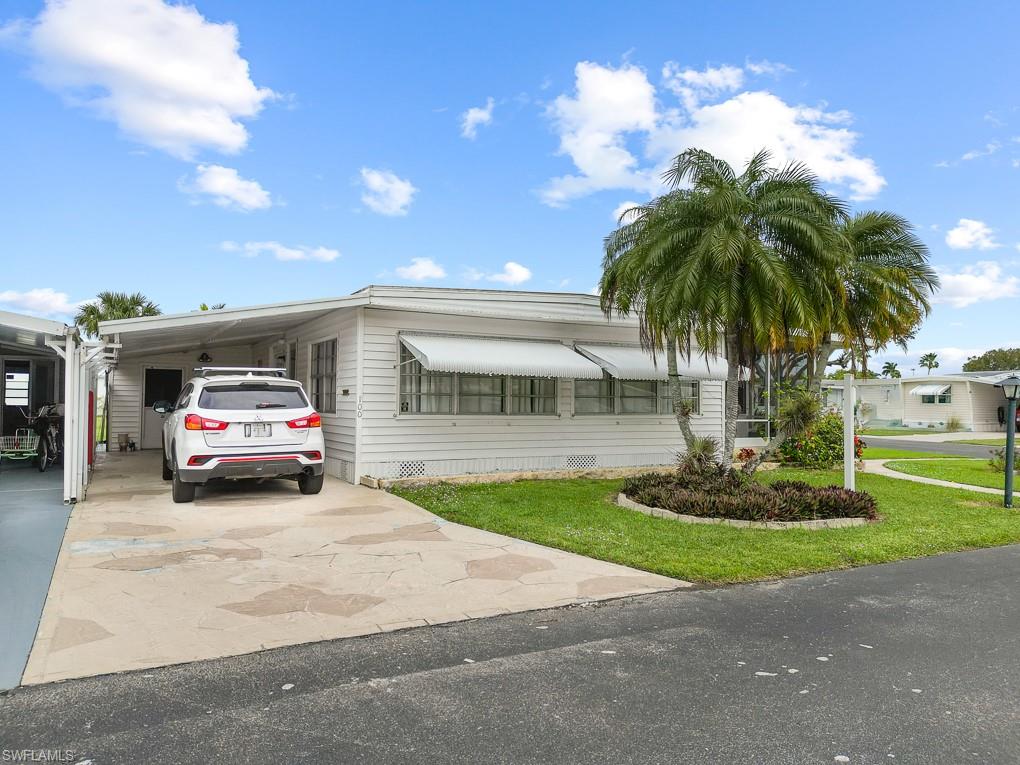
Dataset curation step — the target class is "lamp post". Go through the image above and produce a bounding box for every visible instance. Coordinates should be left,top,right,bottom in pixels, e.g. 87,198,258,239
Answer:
993,375,1020,509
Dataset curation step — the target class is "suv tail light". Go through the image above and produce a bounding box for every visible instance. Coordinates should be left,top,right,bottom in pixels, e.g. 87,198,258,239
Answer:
286,412,321,429
184,413,228,431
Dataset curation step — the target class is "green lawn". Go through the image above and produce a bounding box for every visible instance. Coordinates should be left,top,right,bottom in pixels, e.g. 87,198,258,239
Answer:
861,446,950,460
859,427,945,436
393,469,1020,584
885,458,1006,490
957,438,1007,446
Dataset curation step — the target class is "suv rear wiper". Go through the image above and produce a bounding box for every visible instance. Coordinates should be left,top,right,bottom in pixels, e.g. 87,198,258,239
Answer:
255,402,287,408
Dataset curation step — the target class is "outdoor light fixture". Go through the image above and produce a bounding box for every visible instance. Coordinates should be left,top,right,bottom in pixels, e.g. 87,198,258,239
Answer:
198,352,212,363
993,375,1020,509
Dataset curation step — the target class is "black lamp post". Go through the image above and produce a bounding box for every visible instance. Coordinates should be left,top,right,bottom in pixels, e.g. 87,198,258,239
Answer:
994,375,1020,509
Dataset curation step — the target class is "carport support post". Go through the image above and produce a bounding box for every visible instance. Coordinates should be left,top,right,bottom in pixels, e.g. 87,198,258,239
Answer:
62,333,77,504
843,373,855,491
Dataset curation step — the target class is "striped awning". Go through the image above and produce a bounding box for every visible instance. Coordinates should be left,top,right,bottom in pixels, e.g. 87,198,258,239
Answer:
909,383,951,396
575,344,728,381
400,334,605,378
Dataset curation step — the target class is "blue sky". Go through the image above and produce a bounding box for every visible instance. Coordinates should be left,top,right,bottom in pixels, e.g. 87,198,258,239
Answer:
1,0,1017,374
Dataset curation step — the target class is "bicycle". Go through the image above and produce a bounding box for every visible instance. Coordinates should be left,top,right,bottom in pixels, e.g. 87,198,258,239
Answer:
21,404,63,473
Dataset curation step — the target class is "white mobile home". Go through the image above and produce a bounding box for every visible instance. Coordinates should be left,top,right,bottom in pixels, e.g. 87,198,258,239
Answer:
822,372,1016,432
99,286,727,484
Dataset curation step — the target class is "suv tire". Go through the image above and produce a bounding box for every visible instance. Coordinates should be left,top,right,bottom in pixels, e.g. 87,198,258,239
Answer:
161,439,173,481
171,452,196,503
298,472,324,495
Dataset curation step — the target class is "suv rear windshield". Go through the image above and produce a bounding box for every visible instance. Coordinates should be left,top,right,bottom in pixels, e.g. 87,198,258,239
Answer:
198,384,308,410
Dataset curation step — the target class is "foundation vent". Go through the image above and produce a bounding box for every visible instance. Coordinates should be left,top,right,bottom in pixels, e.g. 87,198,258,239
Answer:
564,455,598,470
398,460,427,478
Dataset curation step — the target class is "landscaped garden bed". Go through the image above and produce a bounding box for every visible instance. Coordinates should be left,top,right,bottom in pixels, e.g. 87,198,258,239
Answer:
619,464,876,526
392,468,1020,584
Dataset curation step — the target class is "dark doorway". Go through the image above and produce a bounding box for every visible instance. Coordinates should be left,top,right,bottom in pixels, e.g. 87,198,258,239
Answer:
142,368,182,449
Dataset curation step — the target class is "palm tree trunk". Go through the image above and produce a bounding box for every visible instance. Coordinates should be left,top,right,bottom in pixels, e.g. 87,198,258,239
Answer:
665,336,698,452
721,332,740,467
808,339,836,397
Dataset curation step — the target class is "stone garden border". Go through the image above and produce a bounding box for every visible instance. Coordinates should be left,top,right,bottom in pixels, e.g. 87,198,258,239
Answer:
616,493,869,530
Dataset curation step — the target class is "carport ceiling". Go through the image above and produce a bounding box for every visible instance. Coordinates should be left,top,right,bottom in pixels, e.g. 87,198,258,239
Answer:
99,295,368,357
0,310,66,354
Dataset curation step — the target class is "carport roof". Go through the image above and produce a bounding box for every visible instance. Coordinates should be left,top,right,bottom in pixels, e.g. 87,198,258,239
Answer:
99,295,370,357
0,310,68,354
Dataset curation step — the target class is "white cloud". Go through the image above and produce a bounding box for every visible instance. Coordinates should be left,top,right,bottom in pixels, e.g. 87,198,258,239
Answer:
745,59,793,77
395,257,446,281
486,261,532,285
541,61,659,207
945,218,1000,250
960,141,1001,161
933,261,1019,307
226,240,339,262
540,60,885,207
662,62,744,110
184,164,272,211
359,168,417,216
11,0,274,159
0,287,83,318
460,97,495,139
612,200,642,223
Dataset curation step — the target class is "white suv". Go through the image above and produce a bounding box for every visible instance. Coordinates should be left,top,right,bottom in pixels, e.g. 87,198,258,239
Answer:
153,368,326,503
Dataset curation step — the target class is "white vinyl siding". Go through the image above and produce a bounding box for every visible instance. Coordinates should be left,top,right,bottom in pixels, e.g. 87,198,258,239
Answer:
358,308,724,480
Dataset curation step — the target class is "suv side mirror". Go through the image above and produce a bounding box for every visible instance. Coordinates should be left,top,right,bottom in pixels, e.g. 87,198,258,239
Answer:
152,400,174,415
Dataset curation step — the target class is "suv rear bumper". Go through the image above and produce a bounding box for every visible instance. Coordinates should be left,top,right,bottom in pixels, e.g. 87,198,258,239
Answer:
178,453,324,483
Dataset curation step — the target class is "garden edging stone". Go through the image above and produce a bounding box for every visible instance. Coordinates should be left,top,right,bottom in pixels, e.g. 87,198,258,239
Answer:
616,493,869,530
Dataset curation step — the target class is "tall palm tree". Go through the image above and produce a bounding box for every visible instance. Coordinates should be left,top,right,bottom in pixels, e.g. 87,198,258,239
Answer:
881,361,901,378
74,291,161,338
199,302,226,311
920,352,939,375
601,148,846,465
806,213,937,393
74,292,161,449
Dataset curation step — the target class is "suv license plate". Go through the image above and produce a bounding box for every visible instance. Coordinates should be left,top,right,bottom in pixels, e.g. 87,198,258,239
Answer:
246,423,271,437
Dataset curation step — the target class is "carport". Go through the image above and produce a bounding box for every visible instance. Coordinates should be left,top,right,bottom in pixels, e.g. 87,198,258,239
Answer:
0,310,108,688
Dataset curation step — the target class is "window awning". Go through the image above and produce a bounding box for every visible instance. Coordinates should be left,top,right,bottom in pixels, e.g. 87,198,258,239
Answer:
400,334,605,378
575,344,728,381
910,383,951,396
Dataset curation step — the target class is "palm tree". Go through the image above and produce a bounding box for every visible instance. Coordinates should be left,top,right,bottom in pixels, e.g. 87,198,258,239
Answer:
74,292,161,450
601,148,846,465
199,302,226,311
881,361,901,378
919,352,939,375
806,213,937,393
74,291,161,338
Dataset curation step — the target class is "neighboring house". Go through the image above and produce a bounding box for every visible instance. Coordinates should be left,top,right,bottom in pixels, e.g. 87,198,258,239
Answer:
822,372,1016,432
99,286,729,484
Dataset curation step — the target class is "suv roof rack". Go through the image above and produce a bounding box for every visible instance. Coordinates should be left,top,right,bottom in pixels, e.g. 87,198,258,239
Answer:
194,367,289,378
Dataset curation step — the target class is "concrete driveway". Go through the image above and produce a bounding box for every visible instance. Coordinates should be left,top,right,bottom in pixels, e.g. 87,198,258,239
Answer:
24,451,682,685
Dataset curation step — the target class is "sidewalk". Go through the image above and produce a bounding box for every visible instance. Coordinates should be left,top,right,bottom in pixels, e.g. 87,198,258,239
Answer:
866,431,1004,443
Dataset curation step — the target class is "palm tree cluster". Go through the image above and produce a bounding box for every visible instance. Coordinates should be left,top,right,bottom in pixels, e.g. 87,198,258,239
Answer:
600,148,939,469
74,291,161,337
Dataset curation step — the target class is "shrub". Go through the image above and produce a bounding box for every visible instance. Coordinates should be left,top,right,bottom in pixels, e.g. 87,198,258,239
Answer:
989,448,1020,474
778,413,851,469
679,435,719,468
945,415,964,433
622,462,877,522
737,447,756,462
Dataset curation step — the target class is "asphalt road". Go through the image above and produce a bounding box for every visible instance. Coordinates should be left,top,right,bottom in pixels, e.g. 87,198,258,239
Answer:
2,546,1019,765
865,436,1000,459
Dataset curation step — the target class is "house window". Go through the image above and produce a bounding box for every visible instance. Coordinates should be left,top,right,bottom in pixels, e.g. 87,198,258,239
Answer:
458,375,506,413
574,376,616,414
620,380,658,414
310,339,337,414
399,344,453,414
576,377,701,415
511,377,557,414
659,380,701,415
398,343,558,416
921,392,951,404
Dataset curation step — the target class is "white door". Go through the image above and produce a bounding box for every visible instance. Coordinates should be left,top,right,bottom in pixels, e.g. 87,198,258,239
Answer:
141,368,183,449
